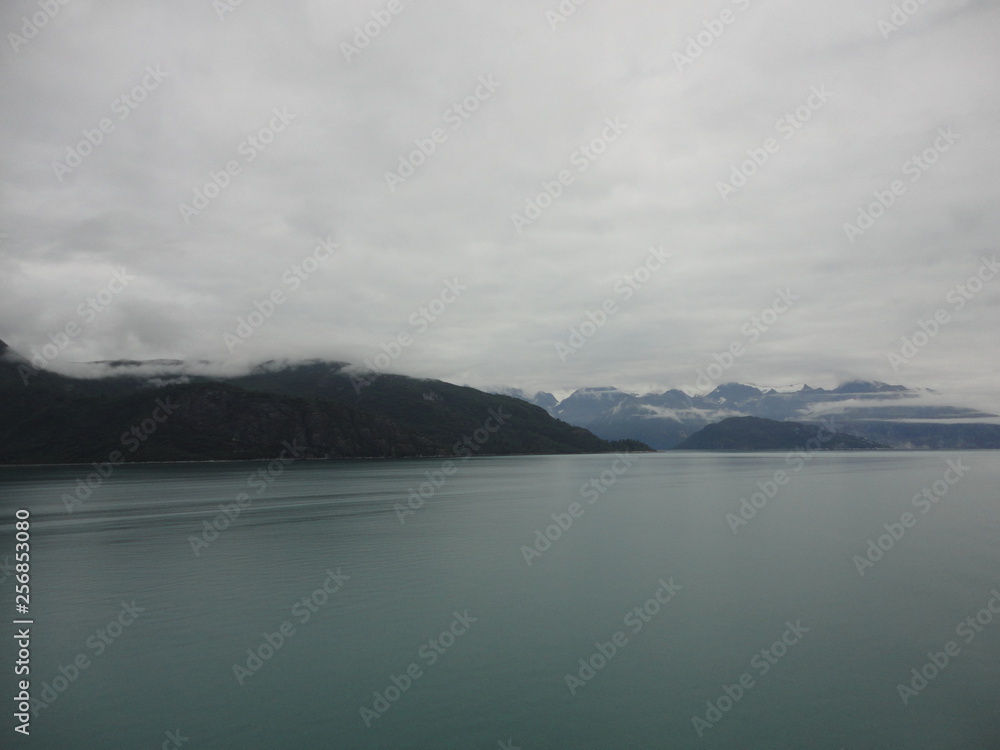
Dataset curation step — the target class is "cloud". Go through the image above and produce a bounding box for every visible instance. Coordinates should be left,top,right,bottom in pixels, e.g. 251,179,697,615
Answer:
1,0,998,411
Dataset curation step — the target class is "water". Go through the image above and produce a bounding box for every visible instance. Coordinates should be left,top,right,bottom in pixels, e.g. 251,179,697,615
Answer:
1,452,999,749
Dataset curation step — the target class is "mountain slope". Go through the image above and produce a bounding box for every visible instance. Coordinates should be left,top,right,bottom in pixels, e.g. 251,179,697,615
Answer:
674,416,890,451
0,349,649,464
0,381,446,463
226,363,648,456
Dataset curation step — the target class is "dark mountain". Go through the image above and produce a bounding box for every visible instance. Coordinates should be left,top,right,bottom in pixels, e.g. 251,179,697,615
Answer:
674,416,890,451
0,382,444,464
223,362,648,457
0,347,649,464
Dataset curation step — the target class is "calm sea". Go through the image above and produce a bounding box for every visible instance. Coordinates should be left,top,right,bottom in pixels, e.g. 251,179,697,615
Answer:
1,451,998,749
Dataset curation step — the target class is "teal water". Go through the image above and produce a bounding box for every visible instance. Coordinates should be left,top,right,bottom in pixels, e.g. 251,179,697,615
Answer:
1,452,999,749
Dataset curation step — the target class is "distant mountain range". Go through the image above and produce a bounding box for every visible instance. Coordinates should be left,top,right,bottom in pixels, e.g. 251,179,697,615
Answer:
496,380,1000,450
0,340,649,464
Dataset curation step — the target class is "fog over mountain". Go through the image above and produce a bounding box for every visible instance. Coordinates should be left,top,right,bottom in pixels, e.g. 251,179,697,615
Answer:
508,379,1000,450
6,328,995,450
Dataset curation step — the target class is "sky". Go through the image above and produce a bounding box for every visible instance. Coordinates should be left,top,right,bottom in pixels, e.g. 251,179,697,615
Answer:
1,0,998,410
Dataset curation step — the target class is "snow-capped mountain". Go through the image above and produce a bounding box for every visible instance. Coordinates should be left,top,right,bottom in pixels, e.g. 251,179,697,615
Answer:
517,380,1000,450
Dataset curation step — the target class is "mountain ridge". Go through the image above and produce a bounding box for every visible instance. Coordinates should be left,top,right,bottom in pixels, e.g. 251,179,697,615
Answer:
674,416,891,451
4,336,997,456
516,379,999,450
0,347,651,465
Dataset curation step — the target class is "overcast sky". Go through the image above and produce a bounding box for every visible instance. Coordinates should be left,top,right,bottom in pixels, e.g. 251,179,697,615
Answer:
1,0,998,409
